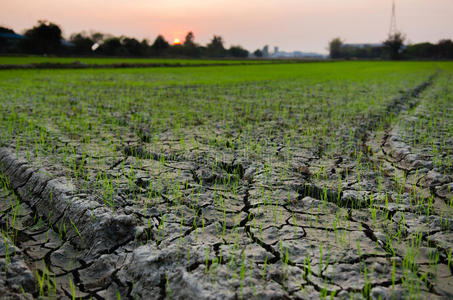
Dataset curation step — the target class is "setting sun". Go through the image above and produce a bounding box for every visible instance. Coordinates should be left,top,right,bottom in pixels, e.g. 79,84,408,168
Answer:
173,38,181,45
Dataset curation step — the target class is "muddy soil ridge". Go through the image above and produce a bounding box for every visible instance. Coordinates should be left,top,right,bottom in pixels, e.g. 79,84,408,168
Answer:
0,59,323,70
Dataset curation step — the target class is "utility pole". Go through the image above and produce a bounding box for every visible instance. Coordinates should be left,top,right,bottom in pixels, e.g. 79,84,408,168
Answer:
389,0,397,36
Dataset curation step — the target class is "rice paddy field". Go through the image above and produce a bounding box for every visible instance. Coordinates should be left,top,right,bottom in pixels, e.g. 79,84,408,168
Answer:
0,61,452,299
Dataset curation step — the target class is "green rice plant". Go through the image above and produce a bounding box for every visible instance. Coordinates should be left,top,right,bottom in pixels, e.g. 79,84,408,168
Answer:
0,61,452,298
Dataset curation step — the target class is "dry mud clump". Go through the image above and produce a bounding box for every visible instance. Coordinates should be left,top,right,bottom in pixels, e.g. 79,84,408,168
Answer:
0,66,452,299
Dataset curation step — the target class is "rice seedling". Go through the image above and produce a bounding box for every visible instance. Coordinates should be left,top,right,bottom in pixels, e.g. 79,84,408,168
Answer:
0,61,451,298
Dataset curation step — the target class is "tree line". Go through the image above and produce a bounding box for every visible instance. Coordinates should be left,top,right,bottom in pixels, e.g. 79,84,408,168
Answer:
0,20,250,58
329,32,453,60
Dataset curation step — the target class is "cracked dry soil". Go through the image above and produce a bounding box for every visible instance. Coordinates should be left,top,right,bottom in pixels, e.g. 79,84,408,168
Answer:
0,67,452,300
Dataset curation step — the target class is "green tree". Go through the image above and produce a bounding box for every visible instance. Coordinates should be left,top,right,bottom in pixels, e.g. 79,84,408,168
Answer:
384,32,405,60
437,39,453,59
96,37,125,56
20,20,63,54
183,32,195,47
69,32,94,55
253,49,263,57
182,31,200,57
329,37,343,59
206,35,226,57
122,37,144,56
151,35,169,56
228,45,249,58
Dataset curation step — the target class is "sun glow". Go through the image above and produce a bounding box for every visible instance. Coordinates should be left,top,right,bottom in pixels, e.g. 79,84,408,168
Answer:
173,38,181,45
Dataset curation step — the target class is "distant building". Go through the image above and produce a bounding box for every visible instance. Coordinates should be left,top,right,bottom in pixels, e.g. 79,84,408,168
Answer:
257,44,325,59
270,47,325,59
0,32,24,40
0,32,73,51
0,32,24,53
262,45,269,57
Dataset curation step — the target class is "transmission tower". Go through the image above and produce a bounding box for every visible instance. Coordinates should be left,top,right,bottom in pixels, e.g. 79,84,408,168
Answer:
389,0,397,36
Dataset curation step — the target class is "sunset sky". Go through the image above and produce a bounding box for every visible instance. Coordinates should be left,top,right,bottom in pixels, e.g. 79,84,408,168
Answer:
1,0,452,54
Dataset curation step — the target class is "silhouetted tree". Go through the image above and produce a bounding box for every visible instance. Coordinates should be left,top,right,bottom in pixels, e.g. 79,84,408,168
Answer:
403,42,435,59
96,37,127,56
151,35,169,56
0,27,15,34
69,32,94,55
337,44,385,59
228,45,249,58
253,49,263,57
140,39,152,56
91,33,102,43
402,39,453,60
3,20,263,57
169,43,184,56
437,39,453,59
184,32,195,47
206,35,226,57
181,31,201,57
20,20,63,54
329,37,343,59
90,32,106,44
122,37,145,56
384,32,405,60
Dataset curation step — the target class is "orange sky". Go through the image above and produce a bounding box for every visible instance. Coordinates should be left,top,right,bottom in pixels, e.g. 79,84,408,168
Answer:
1,0,452,53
